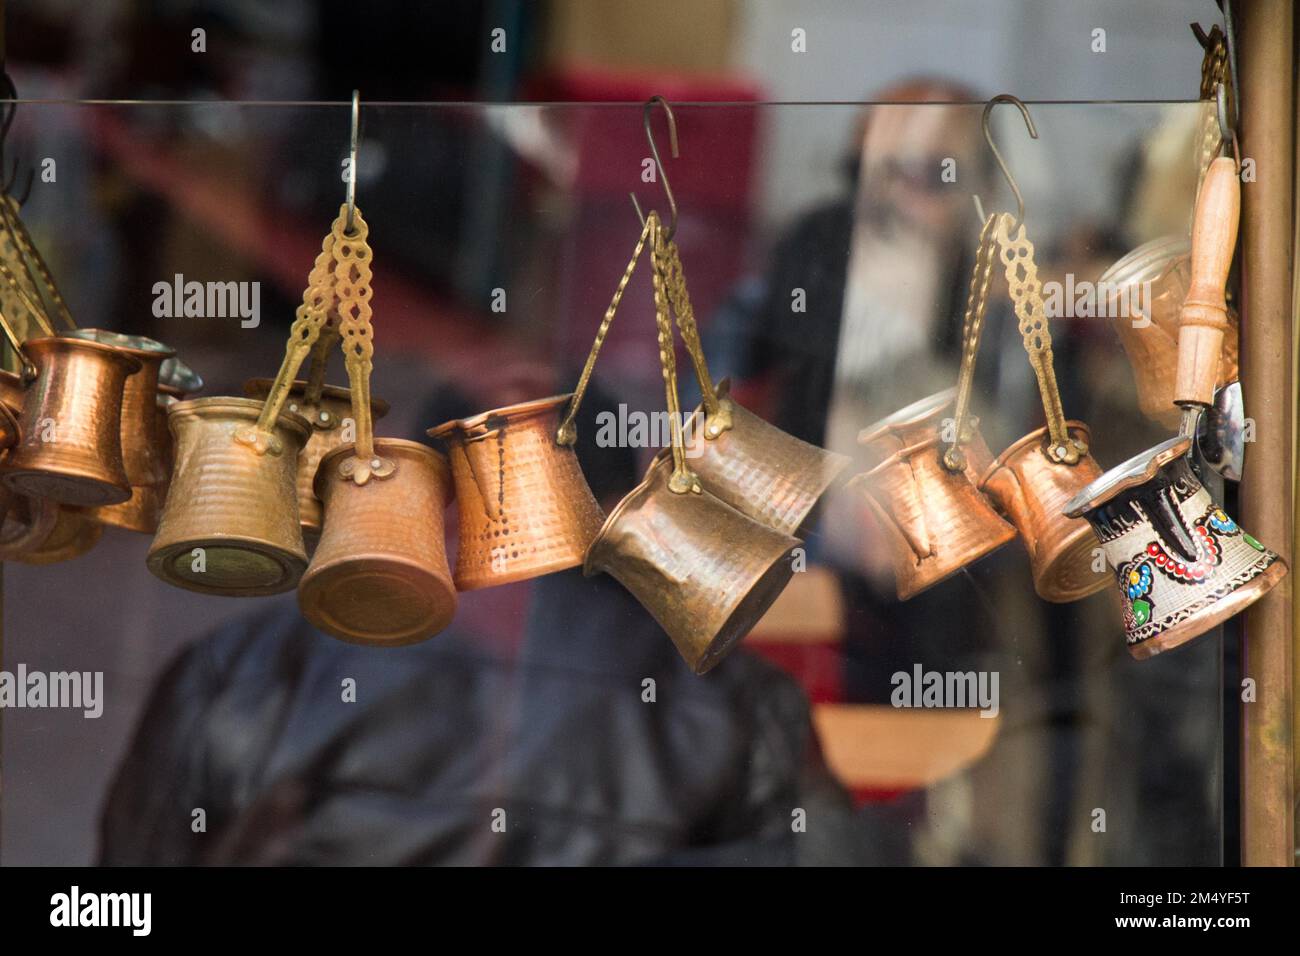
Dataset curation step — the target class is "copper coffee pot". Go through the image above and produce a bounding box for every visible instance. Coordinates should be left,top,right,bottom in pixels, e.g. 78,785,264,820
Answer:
244,370,389,538
65,330,177,534
297,207,459,644
954,98,1107,602
146,205,363,595
849,208,1016,600
431,394,605,591
0,333,141,507
300,439,457,645
579,97,848,535
975,208,1108,603
0,370,56,560
584,214,799,674
853,390,1015,600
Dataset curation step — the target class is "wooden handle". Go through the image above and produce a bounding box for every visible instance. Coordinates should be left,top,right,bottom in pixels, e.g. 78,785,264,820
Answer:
1175,156,1239,407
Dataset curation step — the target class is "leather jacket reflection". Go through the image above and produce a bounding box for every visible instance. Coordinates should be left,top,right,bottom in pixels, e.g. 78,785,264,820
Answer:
99,569,860,866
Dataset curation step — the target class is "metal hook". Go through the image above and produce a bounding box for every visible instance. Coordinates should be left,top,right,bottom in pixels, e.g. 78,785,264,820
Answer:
979,94,1038,230
631,96,680,241
345,90,360,234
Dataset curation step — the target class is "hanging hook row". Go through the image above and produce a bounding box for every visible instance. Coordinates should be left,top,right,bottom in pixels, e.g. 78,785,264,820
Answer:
629,95,680,241
979,93,1037,230
345,90,360,234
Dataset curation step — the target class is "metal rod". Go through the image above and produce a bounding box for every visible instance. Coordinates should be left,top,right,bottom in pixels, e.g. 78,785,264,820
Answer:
1238,0,1295,867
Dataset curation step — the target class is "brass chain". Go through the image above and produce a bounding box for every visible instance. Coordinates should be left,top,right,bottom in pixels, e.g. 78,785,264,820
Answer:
943,213,1001,472
556,213,653,446
994,216,1085,464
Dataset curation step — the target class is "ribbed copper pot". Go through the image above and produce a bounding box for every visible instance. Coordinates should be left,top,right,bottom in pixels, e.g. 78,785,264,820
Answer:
62,331,176,534
147,396,311,596
243,377,389,537
0,370,57,559
852,389,1016,600
0,336,141,506
979,422,1108,603
428,394,604,590
585,454,799,675
298,439,456,645
681,379,849,536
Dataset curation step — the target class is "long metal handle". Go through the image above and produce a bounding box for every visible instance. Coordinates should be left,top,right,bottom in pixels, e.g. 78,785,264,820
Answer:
649,213,699,495
994,216,1086,465
556,214,653,446
943,213,1000,472
655,234,732,439
332,205,393,485
0,196,75,331
235,212,341,456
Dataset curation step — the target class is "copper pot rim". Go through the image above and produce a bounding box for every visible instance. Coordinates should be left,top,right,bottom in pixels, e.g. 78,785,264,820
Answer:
242,377,391,418
1097,234,1190,291
62,329,177,362
858,387,956,446
158,355,204,396
1062,435,1191,518
167,394,313,440
427,393,571,441
298,555,457,647
313,437,449,499
979,420,1093,485
22,334,144,374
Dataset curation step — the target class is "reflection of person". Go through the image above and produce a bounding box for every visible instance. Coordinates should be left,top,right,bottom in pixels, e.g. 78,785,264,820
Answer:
99,378,860,866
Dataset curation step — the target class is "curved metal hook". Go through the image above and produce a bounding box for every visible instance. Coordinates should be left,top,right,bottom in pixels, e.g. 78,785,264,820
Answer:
345,90,360,234
639,95,680,241
981,94,1038,229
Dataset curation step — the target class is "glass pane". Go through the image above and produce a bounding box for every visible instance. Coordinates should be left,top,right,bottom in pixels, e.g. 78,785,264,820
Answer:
0,99,1220,865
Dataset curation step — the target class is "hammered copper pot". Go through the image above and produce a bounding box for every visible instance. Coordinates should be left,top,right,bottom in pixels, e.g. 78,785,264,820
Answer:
853,389,1016,600
428,394,605,590
585,454,799,675
1099,236,1239,430
0,336,142,507
681,378,849,536
61,331,176,534
147,396,311,596
979,422,1108,603
244,377,389,537
298,439,456,645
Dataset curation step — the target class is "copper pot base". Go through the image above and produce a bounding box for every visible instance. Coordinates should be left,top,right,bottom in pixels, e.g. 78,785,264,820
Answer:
1128,558,1287,660
299,556,456,646
147,537,307,596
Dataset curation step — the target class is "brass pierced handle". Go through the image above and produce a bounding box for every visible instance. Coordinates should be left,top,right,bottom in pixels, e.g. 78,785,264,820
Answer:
236,211,343,457
654,233,732,439
649,213,700,495
994,216,1086,465
556,214,653,446
332,206,394,485
943,212,1000,472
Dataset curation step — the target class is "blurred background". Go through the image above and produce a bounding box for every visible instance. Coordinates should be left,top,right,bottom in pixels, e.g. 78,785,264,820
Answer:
0,0,1237,865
